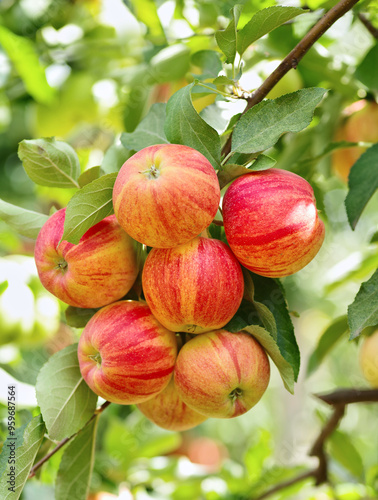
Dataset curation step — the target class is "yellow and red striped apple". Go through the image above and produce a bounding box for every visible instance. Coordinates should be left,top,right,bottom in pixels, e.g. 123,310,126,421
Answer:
34,208,139,308
112,144,220,248
222,169,325,277
142,236,244,334
174,330,270,418
78,300,177,404
137,377,207,431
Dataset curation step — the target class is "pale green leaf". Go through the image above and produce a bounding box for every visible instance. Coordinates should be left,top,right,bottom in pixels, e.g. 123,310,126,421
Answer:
36,344,98,441
232,88,327,154
121,103,168,151
0,26,55,104
215,5,242,64
61,173,117,245
78,166,101,188
345,143,378,229
237,6,305,56
0,415,45,500
18,138,81,189
101,143,130,174
164,83,221,169
0,199,48,239
328,430,364,478
55,416,99,500
348,269,378,340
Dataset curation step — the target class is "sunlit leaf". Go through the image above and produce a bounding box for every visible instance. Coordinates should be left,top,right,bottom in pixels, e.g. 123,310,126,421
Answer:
0,199,48,239
348,269,378,340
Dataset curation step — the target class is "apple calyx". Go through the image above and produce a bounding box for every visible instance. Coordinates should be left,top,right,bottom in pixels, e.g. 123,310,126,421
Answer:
140,164,160,180
88,352,102,368
229,387,243,401
55,259,68,273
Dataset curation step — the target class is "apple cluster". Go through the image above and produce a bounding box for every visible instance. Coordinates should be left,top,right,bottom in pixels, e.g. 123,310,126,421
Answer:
34,144,325,431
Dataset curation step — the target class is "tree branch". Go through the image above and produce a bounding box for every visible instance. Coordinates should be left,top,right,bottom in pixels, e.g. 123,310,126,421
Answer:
222,0,360,158
358,12,378,39
252,387,378,500
28,400,110,478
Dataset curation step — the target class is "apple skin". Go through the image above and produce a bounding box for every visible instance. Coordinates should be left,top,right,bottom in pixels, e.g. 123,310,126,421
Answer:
174,330,270,418
112,144,220,248
222,169,325,278
78,300,178,404
137,377,207,431
142,236,244,334
34,208,139,308
359,330,378,388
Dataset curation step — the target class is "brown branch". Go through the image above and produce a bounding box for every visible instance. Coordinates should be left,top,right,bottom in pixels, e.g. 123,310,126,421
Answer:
29,400,110,478
222,0,361,158
358,12,378,38
252,386,378,500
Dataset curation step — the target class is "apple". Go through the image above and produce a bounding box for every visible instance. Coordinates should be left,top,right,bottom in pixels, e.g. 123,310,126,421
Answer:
332,100,378,182
34,208,139,308
222,169,325,278
174,329,270,418
359,329,378,388
142,236,244,334
78,300,178,404
137,377,207,431
112,144,220,248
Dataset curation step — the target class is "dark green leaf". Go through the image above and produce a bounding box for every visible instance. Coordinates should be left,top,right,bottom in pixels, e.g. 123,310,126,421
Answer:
191,50,222,78
18,138,81,189
237,6,305,56
348,269,378,340
307,316,349,376
249,154,276,171
164,83,221,169
65,306,100,328
328,430,364,478
0,415,45,500
78,166,101,188
345,143,378,229
55,416,99,500
355,42,378,91
36,344,98,441
61,173,117,245
232,88,327,154
0,199,48,239
0,26,55,105
121,103,168,151
215,5,242,64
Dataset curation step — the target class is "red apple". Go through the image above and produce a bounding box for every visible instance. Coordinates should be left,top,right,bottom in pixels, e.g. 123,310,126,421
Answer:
137,377,207,431
34,208,139,308
142,236,244,334
222,169,325,277
112,144,220,248
78,300,177,404
174,330,270,418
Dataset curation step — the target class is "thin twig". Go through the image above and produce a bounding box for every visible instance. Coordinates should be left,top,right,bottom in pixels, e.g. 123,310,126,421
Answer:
222,0,360,158
358,12,378,38
255,469,316,500
28,400,110,478
315,388,378,405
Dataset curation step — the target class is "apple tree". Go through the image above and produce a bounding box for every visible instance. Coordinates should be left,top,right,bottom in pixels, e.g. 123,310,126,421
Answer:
0,0,377,499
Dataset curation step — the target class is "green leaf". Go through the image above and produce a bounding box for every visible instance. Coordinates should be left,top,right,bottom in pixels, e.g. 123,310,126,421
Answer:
101,143,130,174
121,103,169,151
348,269,378,340
0,26,55,105
55,416,99,500
345,143,378,230
129,0,166,45
78,166,101,188
215,5,242,64
355,42,378,91
243,324,295,393
237,6,305,56
0,415,45,500
307,316,349,376
65,306,100,328
0,199,48,239
218,155,276,188
18,138,81,189
164,83,221,169
250,154,276,171
231,88,327,154
36,344,98,441
138,432,182,457
191,50,222,78
150,44,191,83
213,75,236,86
328,430,364,478
61,173,117,245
